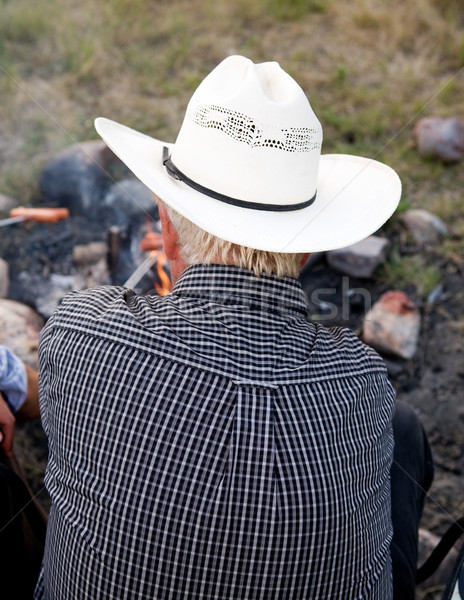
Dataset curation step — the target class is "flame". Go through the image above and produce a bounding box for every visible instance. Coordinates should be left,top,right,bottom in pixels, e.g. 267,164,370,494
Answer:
153,251,171,296
139,218,171,296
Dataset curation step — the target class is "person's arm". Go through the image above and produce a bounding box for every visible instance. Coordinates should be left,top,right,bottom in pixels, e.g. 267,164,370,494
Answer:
0,392,15,457
0,345,40,456
15,364,40,421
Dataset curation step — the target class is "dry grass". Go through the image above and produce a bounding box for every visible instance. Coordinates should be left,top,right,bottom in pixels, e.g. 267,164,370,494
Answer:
1,0,463,271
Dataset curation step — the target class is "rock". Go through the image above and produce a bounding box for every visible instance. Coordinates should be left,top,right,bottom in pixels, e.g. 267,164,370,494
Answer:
413,116,464,162
75,258,110,289
0,193,17,212
362,291,421,359
39,140,131,215
73,241,108,267
100,181,159,286
427,284,444,306
73,241,112,289
34,274,75,320
103,178,159,227
400,209,448,244
33,262,111,319
0,299,44,368
383,358,406,378
0,258,9,298
327,236,388,278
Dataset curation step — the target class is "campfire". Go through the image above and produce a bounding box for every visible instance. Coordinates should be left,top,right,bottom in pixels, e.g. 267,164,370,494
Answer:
123,219,171,296
0,196,171,320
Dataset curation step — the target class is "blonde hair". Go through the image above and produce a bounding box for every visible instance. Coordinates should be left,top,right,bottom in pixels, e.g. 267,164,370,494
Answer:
163,203,303,278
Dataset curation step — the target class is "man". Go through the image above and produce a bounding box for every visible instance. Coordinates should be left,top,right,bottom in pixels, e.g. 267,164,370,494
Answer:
0,345,44,600
35,56,432,599
0,345,40,456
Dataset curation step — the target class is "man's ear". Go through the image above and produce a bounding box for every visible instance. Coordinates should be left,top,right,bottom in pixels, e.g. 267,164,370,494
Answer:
158,201,180,261
300,253,311,269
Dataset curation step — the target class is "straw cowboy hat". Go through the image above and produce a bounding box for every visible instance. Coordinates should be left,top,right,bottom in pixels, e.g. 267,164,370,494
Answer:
95,55,401,253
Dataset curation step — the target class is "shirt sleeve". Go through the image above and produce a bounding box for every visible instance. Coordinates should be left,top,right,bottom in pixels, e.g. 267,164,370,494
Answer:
0,345,28,413
38,312,57,438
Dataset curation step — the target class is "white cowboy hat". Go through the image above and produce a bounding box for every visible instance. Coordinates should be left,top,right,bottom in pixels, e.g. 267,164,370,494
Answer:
95,55,401,253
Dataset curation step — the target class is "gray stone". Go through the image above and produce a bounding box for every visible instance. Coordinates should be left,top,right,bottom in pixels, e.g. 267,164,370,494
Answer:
0,193,17,212
34,274,79,320
34,288,67,321
362,290,421,359
33,263,111,319
73,241,108,266
74,258,110,289
413,116,464,162
383,358,406,378
73,242,111,289
400,209,448,244
0,258,8,298
0,299,44,368
39,140,131,215
427,284,444,306
327,236,389,278
103,178,158,226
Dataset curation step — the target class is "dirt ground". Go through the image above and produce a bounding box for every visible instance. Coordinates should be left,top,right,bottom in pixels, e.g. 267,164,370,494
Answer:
403,269,464,537
409,274,464,599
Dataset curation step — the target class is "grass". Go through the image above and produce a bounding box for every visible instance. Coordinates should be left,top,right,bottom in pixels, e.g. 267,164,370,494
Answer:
0,2,50,45
379,247,443,299
264,0,329,20
0,0,463,273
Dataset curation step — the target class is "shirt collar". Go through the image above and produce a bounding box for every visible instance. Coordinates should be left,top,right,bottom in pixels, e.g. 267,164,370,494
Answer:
172,264,309,318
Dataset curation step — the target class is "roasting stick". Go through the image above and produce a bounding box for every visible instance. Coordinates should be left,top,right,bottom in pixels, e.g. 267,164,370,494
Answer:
123,220,166,290
0,207,69,227
124,252,160,289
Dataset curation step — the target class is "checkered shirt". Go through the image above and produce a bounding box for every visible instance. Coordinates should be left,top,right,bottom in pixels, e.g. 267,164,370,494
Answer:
35,264,395,599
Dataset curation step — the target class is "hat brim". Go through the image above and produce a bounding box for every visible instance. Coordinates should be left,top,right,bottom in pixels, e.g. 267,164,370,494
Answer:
95,117,401,253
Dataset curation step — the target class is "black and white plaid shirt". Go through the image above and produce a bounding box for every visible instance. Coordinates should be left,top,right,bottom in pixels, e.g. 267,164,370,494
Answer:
35,264,395,599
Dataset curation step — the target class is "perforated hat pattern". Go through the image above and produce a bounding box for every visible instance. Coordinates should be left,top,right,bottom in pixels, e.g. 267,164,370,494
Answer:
189,103,322,153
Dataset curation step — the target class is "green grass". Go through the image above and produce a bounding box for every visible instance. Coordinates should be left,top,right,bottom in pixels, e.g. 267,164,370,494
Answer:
379,248,443,299
264,0,329,20
0,1,50,44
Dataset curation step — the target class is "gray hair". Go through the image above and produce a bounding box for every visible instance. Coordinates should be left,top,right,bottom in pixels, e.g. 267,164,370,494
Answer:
163,203,303,278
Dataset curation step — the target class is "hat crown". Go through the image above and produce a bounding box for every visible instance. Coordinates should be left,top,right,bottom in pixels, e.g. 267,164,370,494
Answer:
171,56,323,206
196,56,299,106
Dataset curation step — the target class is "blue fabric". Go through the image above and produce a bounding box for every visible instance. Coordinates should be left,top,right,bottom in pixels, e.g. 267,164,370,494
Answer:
0,345,27,413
